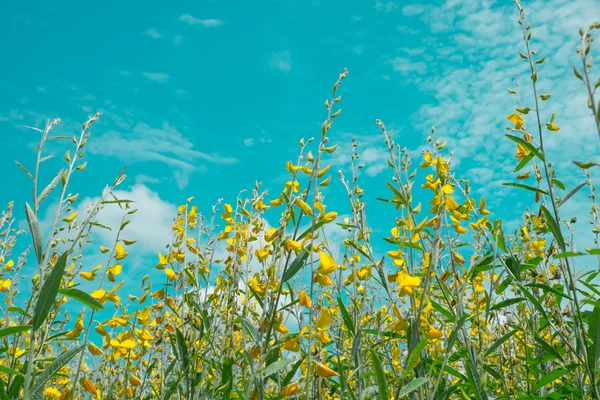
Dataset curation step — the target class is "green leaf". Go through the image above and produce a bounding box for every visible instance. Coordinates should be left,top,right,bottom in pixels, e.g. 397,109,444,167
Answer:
397,377,428,398
492,220,507,253
32,250,70,331
218,358,233,398
337,297,355,337
503,183,549,195
240,317,258,341
551,179,565,191
404,338,427,375
281,249,309,283
8,307,32,319
175,329,190,373
297,220,326,241
369,349,387,400
24,203,43,266
490,297,526,311
526,283,572,300
540,205,565,250
0,325,31,339
282,355,305,387
573,160,599,169
587,301,600,377
515,153,535,172
558,182,585,207
259,358,293,379
485,329,519,357
531,368,568,392
37,169,64,206
30,343,86,395
0,365,23,377
15,161,34,180
375,257,390,298
505,134,544,161
57,288,104,311
385,182,408,206
555,251,585,258
515,107,532,114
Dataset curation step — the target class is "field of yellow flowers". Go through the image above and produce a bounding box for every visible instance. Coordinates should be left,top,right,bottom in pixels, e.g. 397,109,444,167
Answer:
1,2,600,399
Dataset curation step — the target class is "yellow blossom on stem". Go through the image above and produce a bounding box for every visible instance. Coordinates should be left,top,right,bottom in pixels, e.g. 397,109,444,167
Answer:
397,270,420,296
115,243,128,260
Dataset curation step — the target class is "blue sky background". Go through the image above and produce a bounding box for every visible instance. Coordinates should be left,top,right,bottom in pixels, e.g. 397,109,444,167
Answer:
1,0,600,313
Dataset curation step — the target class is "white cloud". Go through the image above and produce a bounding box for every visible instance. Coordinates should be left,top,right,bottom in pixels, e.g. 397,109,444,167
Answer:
179,14,223,27
135,174,160,185
391,56,427,76
88,122,238,188
402,4,426,16
269,51,292,73
144,28,162,39
374,0,398,13
78,184,177,254
173,34,183,45
243,138,255,147
395,0,600,208
142,72,170,83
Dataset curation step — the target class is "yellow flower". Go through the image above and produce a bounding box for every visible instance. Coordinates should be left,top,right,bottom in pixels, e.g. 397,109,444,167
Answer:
129,375,142,387
255,247,270,262
44,387,61,399
451,250,465,264
508,113,524,130
80,377,98,396
265,228,279,242
428,327,443,339
318,251,337,275
164,268,177,281
80,263,103,281
274,312,289,334
323,212,337,223
115,243,128,260
62,211,78,223
110,339,136,349
88,342,104,356
279,382,300,396
316,308,331,344
299,290,312,308
285,240,303,253
295,198,313,216
314,361,339,378
391,305,409,331
530,238,546,257
516,143,529,159
0,278,11,292
107,264,122,282
397,270,420,296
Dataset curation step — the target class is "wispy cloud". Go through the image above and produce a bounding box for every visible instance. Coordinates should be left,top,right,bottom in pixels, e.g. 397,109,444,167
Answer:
401,4,426,16
142,72,171,83
144,28,162,38
89,122,238,189
395,0,600,206
374,0,398,13
269,51,292,73
179,14,223,27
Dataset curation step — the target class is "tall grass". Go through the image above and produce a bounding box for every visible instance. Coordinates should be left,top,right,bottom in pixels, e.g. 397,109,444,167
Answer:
1,2,599,399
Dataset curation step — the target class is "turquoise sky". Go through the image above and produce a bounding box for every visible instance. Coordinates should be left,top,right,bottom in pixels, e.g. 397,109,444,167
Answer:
1,0,599,304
